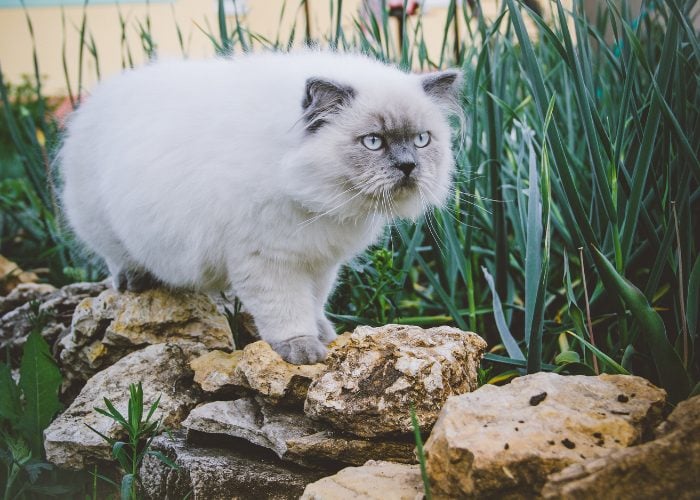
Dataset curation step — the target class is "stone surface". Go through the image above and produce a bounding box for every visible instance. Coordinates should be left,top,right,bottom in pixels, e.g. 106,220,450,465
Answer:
140,430,328,500
183,398,319,462
285,431,416,467
0,254,39,294
183,397,416,467
57,288,234,387
44,342,204,470
190,349,244,395
0,280,108,361
233,340,327,404
305,324,487,437
541,395,700,499
424,372,667,499
0,282,57,316
301,460,423,500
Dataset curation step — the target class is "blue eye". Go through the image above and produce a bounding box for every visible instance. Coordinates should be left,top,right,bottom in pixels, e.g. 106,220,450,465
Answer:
414,132,431,148
361,134,384,151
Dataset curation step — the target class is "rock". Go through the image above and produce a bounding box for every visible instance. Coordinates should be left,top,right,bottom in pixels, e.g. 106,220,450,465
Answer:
224,341,327,405
183,397,416,468
0,280,108,361
424,372,667,499
183,398,319,462
0,282,56,316
0,254,39,294
304,324,487,437
301,460,424,500
44,342,204,470
285,431,416,467
542,395,700,499
57,288,234,388
190,350,244,395
140,430,328,500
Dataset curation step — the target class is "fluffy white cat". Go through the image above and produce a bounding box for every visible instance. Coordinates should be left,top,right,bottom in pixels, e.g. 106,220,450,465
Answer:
59,51,461,364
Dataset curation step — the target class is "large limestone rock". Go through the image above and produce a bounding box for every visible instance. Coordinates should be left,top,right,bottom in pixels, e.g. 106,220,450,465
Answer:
191,341,325,404
0,280,108,360
305,324,486,437
542,394,700,499
140,430,328,500
57,288,234,387
301,460,424,500
44,342,205,470
183,397,416,467
424,372,667,499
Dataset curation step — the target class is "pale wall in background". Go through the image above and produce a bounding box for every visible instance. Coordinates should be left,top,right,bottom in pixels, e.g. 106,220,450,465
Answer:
1,0,690,97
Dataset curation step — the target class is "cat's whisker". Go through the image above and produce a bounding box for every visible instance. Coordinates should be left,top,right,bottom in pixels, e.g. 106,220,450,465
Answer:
444,187,493,215
418,187,448,258
297,188,369,230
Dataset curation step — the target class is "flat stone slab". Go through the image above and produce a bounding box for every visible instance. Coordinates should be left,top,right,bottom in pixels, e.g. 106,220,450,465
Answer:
424,372,667,498
141,430,327,500
183,397,416,467
183,398,319,461
286,431,416,467
305,324,487,437
301,460,423,500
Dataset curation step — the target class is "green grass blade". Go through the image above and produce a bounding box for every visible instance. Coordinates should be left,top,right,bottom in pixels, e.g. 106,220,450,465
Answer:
566,332,629,375
687,256,700,340
482,266,525,361
410,406,431,500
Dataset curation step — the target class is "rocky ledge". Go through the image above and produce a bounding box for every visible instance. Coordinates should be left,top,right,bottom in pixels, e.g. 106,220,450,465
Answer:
12,280,693,499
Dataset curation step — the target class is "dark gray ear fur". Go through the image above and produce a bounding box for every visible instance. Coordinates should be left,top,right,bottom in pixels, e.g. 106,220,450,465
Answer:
302,78,356,133
421,70,462,103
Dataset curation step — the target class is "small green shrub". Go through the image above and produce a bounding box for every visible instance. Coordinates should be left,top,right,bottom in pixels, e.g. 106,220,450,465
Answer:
87,382,177,500
0,307,70,499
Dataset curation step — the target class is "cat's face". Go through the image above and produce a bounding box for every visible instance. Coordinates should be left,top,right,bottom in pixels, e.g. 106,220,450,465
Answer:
292,69,461,222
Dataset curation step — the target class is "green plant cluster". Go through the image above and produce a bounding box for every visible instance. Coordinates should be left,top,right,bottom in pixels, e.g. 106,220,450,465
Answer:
0,306,70,499
86,383,177,500
0,0,698,405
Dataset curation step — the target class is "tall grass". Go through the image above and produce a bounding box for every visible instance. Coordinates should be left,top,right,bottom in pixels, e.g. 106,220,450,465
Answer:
0,0,697,401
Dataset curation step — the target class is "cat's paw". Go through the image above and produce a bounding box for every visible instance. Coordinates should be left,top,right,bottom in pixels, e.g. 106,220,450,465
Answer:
271,336,328,365
317,317,338,345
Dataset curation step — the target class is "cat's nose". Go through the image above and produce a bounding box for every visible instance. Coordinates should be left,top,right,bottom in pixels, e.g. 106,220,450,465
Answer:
395,162,416,177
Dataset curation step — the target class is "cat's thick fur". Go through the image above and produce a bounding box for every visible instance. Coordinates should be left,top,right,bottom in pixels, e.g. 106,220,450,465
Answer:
60,51,461,364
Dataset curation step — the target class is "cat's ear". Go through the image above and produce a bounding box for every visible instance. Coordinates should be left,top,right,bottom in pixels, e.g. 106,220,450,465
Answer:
302,78,356,133
421,70,462,104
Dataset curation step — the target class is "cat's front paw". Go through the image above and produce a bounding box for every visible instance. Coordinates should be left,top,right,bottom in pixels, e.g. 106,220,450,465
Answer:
271,335,328,365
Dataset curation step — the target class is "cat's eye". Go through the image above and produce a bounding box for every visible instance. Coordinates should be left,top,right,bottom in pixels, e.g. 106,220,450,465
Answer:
361,134,384,151
414,132,431,148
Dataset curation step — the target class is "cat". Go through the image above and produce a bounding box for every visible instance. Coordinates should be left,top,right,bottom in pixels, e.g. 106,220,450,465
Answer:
59,51,462,364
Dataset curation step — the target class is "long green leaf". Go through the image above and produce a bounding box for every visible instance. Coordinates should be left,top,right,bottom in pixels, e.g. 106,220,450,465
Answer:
591,247,690,403
18,331,63,458
482,266,525,361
